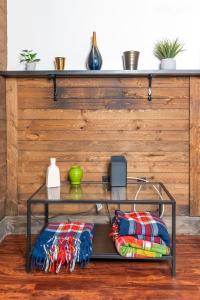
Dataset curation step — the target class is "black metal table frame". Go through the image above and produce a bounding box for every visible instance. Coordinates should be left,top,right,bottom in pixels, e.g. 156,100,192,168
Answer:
26,181,176,276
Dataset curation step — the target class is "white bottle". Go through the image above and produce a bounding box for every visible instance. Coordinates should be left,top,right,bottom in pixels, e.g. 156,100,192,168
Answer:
46,158,60,188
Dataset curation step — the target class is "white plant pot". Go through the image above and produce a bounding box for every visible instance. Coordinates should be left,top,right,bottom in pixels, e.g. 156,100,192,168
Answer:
160,58,176,70
25,62,37,71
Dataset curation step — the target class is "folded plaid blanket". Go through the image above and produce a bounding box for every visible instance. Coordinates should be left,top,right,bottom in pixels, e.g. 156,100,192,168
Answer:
31,222,94,273
115,210,170,246
115,236,170,258
111,221,166,246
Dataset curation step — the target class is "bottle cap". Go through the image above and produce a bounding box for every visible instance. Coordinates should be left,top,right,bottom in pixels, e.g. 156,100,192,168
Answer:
50,158,56,164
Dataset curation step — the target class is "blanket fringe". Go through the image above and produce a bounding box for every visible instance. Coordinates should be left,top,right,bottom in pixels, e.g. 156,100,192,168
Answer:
31,224,93,273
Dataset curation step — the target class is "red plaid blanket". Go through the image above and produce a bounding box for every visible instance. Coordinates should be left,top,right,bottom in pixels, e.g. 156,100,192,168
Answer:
110,211,170,258
113,210,170,246
31,222,94,273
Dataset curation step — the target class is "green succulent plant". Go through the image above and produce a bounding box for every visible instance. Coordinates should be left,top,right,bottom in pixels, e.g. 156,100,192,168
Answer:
153,38,184,60
20,50,40,63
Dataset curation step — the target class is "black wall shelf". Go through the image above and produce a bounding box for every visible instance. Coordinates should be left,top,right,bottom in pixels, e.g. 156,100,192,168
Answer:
1,69,200,78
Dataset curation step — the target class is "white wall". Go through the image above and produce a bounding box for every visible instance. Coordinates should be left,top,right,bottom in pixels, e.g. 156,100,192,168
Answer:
7,0,200,70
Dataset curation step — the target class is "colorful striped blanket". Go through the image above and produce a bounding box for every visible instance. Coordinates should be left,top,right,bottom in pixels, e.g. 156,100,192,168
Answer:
31,222,94,273
110,210,170,258
115,236,170,258
115,210,170,246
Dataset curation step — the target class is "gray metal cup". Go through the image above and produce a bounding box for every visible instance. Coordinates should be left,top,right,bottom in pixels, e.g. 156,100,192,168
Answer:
123,50,140,70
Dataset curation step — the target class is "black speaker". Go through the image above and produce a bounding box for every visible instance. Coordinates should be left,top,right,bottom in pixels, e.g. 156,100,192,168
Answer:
110,156,127,187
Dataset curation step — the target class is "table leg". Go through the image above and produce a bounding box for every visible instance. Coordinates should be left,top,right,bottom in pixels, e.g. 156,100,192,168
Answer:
158,185,163,217
158,204,162,217
171,202,176,277
45,203,49,226
26,202,32,272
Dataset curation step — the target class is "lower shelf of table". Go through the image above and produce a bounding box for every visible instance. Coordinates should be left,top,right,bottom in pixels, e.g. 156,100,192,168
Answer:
92,224,173,261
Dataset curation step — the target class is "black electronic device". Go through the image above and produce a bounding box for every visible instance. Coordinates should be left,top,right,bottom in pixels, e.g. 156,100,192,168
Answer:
110,156,127,187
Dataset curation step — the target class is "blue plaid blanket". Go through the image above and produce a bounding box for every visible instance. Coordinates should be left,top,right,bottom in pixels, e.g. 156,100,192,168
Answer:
114,210,170,246
31,222,94,273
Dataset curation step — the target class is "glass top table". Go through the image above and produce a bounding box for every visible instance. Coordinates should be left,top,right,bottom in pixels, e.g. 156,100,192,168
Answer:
28,180,176,204
26,180,176,276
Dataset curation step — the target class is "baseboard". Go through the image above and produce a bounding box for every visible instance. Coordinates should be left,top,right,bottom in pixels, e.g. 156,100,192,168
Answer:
1,215,200,243
0,216,15,242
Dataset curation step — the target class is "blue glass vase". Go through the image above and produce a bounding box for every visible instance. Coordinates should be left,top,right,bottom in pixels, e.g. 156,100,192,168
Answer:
87,32,102,70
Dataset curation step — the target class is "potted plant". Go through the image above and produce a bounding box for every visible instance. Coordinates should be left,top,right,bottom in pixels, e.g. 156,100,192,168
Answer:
153,38,184,70
20,49,40,70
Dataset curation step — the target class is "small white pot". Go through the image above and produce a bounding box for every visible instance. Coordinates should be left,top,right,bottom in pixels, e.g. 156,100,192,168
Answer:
160,58,176,70
25,62,37,71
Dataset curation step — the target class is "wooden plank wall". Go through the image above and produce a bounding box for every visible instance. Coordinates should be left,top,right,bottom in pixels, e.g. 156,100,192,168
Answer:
0,0,7,220
6,79,18,215
190,77,200,215
14,76,190,215
0,77,6,219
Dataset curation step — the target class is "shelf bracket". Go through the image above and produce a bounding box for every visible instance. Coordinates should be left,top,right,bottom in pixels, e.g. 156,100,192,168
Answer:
51,74,58,101
148,74,153,101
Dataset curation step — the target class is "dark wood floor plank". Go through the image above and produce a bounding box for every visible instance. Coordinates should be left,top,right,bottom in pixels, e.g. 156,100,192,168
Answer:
0,235,199,300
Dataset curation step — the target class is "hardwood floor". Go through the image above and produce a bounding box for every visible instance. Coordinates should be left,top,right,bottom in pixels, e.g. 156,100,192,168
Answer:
0,235,199,300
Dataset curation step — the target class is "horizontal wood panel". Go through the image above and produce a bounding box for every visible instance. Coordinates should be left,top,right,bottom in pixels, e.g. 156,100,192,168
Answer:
17,187,188,206
17,173,188,188
18,172,189,194
18,119,189,131
19,161,188,174
18,140,189,152
18,109,188,120
17,187,188,202
17,194,188,208
17,77,190,88
18,203,189,216
18,86,189,100
17,197,189,214
17,195,189,208
17,170,189,186
18,130,189,142
19,150,189,162
18,97,189,110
